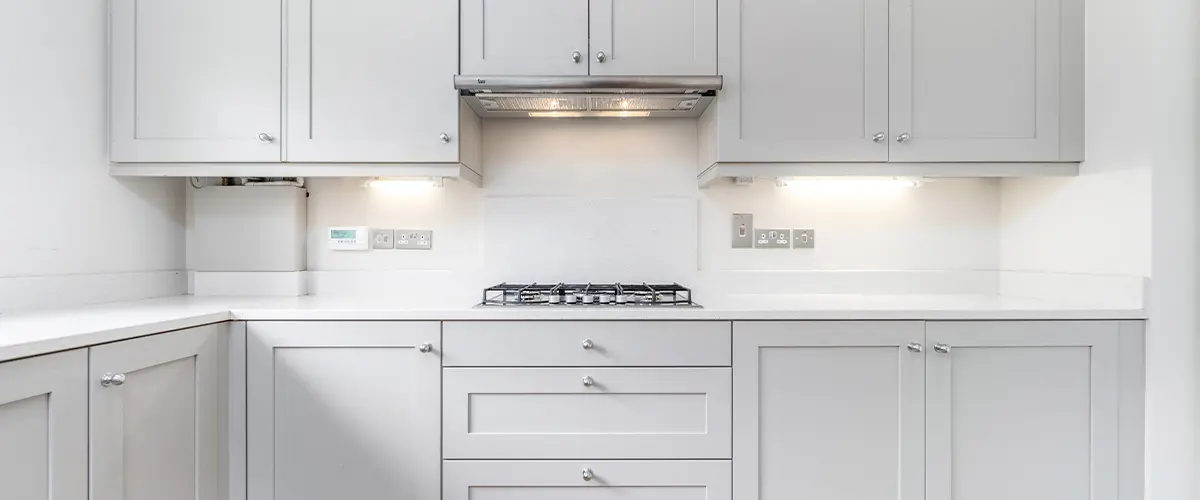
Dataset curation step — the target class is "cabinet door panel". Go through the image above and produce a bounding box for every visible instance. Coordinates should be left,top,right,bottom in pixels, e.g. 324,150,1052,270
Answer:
110,0,281,161
0,350,87,500
286,0,459,162
444,461,731,500
890,0,1064,161
247,322,441,500
734,322,924,500
589,0,716,76
461,0,589,75
925,322,1119,500
716,0,889,161
89,325,226,500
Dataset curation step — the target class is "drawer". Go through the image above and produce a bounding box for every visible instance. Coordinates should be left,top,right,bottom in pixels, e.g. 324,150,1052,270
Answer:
443,368,732,459
442,321,731,366
444,460,731,500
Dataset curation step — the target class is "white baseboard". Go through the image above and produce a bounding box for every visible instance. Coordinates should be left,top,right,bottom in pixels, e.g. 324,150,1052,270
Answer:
998,271,1147,308
0,270,187,314
191,271,308,297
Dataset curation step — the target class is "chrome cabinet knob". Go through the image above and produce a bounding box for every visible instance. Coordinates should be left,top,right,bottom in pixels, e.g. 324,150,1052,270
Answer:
257,132,275,143
596,51,607,63
418,343,433,353
896,133,910,143
933,343,951,354
906,342,923,353
100,373,126,387
582,468,594,481
439,133,451,144
572,51,582,63
582,375,595,387
873,132,886,143
582,339,595,350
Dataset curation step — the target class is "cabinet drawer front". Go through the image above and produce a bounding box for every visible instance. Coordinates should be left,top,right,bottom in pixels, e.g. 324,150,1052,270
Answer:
443,321,731,366
444,368,732,459
444,460,731,500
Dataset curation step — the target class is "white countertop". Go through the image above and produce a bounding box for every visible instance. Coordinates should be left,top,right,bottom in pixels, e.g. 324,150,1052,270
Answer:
0,294,1146,363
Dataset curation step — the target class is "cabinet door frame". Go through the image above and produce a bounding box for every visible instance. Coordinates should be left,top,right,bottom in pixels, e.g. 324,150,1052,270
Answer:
108,0,282,162
715,0,890,161
0,350,88,500
733,321,925,500
285,0,460,162
247,321,442,500
924,321,1119,500
588,0,717,76
89,324,226,500
460,0,590,76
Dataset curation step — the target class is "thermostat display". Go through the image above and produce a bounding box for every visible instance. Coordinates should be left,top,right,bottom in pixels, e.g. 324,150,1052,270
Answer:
327,226,369,251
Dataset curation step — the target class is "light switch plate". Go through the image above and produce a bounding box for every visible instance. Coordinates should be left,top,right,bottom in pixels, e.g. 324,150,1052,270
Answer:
732,213,754,248
370,228,394,249
794,229,815,249
395,229,433,250
755,229,792,249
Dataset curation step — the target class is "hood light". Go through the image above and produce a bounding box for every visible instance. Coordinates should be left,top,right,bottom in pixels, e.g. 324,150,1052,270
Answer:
776,177,925,190
364,177,444,193
528,111,652,118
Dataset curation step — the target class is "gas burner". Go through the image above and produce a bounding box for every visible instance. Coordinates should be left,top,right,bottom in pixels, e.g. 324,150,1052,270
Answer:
480,283,697,307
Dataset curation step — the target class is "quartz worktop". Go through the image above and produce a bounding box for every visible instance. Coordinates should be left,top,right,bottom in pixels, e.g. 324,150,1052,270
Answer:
0,294,1146,363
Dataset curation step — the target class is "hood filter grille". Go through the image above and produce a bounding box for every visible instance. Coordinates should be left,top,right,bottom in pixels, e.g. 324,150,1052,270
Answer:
478,94,699,114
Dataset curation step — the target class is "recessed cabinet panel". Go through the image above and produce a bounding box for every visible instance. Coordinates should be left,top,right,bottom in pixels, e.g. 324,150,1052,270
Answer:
0,351,87,500
589,0,717,76
110,0,281,161
889,0,1066,161
286,0,459,162
461,0,590,75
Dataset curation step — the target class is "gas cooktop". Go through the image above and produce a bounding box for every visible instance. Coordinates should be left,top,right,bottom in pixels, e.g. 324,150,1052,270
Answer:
480,283,697,307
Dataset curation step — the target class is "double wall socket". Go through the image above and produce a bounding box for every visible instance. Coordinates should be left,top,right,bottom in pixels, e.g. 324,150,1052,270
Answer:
370,228,433,250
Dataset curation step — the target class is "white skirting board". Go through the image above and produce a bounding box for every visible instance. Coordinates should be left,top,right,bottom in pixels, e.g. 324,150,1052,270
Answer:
190,271,308,297
0,270,187,314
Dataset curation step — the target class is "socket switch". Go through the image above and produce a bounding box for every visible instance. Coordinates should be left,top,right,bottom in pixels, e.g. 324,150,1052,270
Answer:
395,229,433,250
794,229,815,249
370,228,394,249
755,229,792,249
732,213,754,248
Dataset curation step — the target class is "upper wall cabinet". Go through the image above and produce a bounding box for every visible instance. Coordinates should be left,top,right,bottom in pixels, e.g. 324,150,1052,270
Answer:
285,0,461,162
110,0,282,162
700,0,1082,169
461,0,717,76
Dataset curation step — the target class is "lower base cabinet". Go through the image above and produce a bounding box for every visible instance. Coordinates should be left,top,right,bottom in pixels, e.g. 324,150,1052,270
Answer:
444,460,732,500
0,350,88,500
247,321,442,500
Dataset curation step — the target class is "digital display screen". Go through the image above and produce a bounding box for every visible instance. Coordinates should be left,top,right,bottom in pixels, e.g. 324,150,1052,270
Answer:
331,229,356,239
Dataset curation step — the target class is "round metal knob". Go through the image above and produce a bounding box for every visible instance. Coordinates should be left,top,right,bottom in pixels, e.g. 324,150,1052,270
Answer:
873,132,886,143
439,133,451,144
257,132,275,143
572,51,582,63
906,342,923,353
100,373,126,387
596,51,607,63
896,133,911,143
582,376,595,387
582,339,595,350
582,468,594,481
418,343,433,353
933,343,951,354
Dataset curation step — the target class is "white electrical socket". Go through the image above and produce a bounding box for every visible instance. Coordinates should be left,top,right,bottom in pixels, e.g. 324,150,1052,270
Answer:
395,229,433,250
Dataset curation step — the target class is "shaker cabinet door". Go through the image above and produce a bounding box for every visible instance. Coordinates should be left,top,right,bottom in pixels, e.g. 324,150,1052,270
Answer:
109,0,281,162
0,350,87,500
461,0,590,76
588,0,717,76
286,0,460,162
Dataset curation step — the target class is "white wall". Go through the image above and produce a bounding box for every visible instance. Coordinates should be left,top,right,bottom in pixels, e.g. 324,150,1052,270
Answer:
307,119,1001,288
0,0,186,312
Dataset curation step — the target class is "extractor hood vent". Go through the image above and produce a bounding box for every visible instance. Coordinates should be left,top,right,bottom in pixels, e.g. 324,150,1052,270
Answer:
455,75,722,118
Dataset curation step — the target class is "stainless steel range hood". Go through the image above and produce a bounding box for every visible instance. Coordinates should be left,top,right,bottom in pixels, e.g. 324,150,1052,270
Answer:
454,75,722,118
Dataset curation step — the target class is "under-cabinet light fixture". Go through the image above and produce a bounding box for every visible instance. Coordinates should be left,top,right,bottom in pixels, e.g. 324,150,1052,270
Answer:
364,177,444,194
776,176,925,191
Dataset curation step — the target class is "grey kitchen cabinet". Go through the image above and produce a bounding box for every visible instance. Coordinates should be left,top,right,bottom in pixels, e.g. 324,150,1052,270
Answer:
247,322,441,500
461,0,716,76
109,0,281,162
733,322,926,500
444,460,732,500
0,350,88,500
924,321,1119,500
285,0,464,162
89,323,229,500
442,321,731,366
